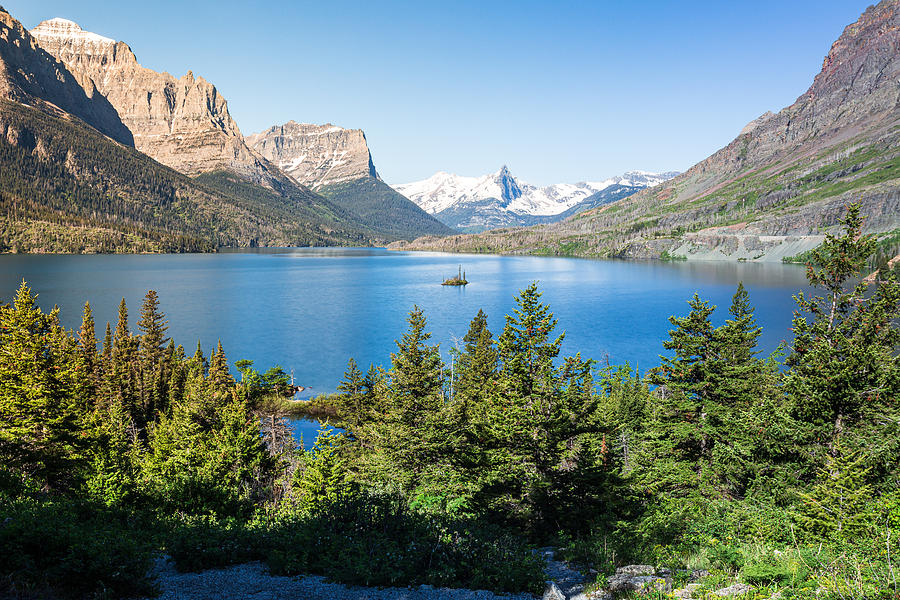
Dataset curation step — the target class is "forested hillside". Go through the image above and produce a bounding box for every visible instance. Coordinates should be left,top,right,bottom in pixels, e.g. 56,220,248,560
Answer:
0,101,373,252
319,177,454,241
1,205,897,598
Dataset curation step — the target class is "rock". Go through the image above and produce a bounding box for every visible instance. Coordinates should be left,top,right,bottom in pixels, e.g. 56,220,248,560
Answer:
615,565,657,577
247,121,379,190
542,581,566,600
712,583,753,597
607,574,665,594
672,583,703,599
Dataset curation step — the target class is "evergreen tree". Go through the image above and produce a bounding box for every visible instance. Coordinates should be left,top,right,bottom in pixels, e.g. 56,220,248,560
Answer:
0,282,82,488
78,301,100,392
137,290,168,358
207,340,234,400
293,428,350,513
337,358,370,428
497,283,563,398
102,321,112,362
390,306,443,425
797,437,873,541
785,204,900,461
108,298,138,422
137,290,169,420
453,309,498,419
645,294,716,487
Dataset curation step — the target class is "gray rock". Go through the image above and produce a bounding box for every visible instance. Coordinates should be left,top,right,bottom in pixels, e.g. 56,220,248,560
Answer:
608,574,663,593
543,581,566,600
713,583,753,597
672,583,703,599
615,564,657,576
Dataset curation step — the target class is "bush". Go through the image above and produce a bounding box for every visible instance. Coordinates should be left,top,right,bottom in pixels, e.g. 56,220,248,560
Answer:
0,498,156,599
166,516,265,572
263,493,545,594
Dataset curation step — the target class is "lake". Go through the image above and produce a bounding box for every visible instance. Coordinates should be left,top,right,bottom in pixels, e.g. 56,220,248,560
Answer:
0,248,811,444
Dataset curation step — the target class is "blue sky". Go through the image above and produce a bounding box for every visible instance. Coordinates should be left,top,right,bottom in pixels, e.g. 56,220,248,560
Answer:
8,0,871,185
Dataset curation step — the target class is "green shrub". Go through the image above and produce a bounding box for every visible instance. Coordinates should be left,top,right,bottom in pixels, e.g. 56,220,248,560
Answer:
0,499,156,599
263,493,545,594
708,544,745,570
166,516,264,572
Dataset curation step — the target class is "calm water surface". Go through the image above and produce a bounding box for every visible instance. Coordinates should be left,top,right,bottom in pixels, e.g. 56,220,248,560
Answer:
0,248,810,441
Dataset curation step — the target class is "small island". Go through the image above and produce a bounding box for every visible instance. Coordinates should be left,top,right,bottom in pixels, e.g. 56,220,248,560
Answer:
442,265,469,286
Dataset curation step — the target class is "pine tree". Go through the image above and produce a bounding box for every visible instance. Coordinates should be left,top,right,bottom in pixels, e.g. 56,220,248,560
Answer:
137,290,169,420
797,437,873,540
646,293,716,475
207,340,234,400
0,282,81,488
78,301,100,390
102,321,112,363
785,204,900,459
454,309,498,417
337,358,370,428
390,306,443,425
293,428,350,514
137,290,168,358
497,283,563,398
108,298,138,425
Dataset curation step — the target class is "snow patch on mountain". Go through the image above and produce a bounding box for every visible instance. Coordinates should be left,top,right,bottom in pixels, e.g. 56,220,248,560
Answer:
394,168,679,218
31,18,115,47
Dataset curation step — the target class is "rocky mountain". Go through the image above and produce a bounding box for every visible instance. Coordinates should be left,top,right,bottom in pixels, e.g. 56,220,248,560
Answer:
0,7,377,252
398,0,900,260
394,167,678,230
248,121,452,239
246,121,377,189
30,17,285,188
0,10,132,145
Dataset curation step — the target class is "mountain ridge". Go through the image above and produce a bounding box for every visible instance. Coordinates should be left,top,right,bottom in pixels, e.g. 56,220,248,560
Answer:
393,167,678,230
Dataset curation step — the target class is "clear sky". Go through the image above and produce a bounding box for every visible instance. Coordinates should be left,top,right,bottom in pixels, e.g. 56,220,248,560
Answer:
7,0,872,185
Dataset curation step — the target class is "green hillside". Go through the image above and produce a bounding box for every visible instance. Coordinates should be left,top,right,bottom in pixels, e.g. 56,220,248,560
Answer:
318,177,454,241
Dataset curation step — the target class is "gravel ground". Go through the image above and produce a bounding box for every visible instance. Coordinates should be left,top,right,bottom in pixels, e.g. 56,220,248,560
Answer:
146,558,543,600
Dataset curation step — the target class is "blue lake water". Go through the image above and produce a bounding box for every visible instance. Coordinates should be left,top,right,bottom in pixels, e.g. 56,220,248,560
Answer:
0,248,811,444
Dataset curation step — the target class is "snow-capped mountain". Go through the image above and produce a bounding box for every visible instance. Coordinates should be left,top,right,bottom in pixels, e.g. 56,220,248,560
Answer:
393,167,679,230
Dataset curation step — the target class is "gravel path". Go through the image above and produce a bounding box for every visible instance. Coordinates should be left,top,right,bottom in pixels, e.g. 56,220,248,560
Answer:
147,558,542,600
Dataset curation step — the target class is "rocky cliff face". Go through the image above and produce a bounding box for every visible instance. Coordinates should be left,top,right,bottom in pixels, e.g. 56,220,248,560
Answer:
0,10,132,145
246,121,378,189
399,0,900,259
30,18,283,187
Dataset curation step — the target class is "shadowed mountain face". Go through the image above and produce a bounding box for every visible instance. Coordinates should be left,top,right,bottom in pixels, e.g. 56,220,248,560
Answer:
0,9,132,145
29,17,286,189
398,0,900,260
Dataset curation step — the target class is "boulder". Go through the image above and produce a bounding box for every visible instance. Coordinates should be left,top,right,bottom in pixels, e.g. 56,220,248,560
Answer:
713,583,753,597
542,581,566,600
615,565,657,577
